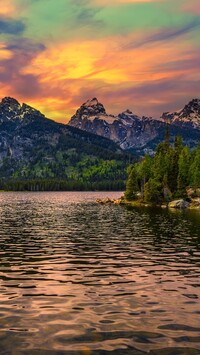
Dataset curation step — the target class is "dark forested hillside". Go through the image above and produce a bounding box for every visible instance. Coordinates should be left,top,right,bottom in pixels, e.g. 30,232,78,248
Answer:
0,97,133,191
1,96,200,192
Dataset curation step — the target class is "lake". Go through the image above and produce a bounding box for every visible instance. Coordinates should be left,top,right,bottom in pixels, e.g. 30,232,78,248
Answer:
0,191,200,355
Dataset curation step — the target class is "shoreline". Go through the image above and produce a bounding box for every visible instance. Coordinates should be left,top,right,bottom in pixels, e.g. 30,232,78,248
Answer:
96,196,200,210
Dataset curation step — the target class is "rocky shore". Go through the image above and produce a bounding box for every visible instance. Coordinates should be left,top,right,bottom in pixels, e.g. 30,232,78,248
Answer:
96,196,200,210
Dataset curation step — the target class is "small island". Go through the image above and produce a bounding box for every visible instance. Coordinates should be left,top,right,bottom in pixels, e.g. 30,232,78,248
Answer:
98,129,200,209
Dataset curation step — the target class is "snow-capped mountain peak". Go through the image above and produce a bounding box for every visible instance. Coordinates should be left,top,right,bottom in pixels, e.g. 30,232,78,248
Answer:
0,97,45,123
161,98,200,128
68,99,160,149
69,97,200,150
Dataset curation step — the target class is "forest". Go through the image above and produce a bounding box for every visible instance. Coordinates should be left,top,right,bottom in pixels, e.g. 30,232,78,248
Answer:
1,127,199,194
0,131,132,191
0,178,125,192
125,128,200,204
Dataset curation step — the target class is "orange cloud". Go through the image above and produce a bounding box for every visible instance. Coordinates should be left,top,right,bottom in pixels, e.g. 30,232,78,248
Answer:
21,34,197,120
23,39,128,88
1,31,198,122
0,43,12,60
0,0,17,17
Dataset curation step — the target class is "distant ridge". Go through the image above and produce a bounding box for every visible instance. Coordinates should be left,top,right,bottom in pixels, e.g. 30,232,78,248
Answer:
68,98,200,153
0,96,199,162
0,96,129,184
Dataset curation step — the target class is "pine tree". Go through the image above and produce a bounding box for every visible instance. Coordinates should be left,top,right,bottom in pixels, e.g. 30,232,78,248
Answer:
125,167,139,201
177,146,190,194
166,135,183,192
174,135,183,155
164,123,170,150
189,146,200,188
137,154,152,196
144,178,163,204
166,147,177,193
153,144,168,182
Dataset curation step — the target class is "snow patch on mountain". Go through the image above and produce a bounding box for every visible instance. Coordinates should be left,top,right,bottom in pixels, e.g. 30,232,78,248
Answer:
161,99,200,129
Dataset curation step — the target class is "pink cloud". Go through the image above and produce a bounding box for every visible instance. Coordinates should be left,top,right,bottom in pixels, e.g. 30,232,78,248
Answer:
182,0,200,14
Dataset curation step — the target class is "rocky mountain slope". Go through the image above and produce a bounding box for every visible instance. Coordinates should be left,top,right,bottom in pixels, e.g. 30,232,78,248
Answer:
0,96,199,184
161,98,200,129
0,97,129,184
69,98,200,154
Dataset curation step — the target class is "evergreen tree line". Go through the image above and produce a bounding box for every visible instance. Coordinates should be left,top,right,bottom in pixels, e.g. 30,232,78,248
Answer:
125,130,200,204
0,178,125,192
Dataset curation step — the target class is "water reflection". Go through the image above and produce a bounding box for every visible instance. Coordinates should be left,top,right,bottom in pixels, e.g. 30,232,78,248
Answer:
0,192,200,354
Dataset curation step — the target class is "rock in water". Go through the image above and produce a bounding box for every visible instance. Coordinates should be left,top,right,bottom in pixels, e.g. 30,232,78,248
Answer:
168,200,189,209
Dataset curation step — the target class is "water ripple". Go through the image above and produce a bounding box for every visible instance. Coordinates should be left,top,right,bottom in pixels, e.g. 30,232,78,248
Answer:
0,191,200,354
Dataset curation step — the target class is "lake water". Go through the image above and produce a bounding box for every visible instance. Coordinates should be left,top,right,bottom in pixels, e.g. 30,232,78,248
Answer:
0,191,200,355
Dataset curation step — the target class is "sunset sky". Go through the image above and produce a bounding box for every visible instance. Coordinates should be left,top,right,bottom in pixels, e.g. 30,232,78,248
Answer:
0,0,199,122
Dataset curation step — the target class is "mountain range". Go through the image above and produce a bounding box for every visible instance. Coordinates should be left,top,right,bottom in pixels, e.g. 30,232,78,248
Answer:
69,98,200,155
0,96,199,186
0,97,128,188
